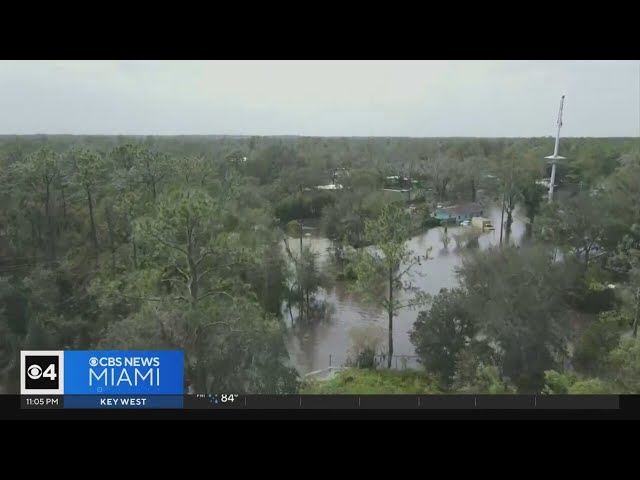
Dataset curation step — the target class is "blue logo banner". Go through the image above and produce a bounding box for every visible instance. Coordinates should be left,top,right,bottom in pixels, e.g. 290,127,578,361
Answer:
64,350,184,395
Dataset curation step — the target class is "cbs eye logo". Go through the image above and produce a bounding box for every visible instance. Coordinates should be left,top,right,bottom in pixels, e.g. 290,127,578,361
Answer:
21,351,64,394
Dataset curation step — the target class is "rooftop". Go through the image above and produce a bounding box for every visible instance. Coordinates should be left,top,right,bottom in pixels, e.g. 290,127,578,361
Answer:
435,203,483,216
386,175,409,181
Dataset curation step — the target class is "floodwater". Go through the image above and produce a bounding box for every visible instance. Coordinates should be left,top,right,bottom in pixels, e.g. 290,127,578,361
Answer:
283,206,527,374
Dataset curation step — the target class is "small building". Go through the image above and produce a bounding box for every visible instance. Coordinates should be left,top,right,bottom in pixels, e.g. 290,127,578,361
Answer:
536,178,557,189
317,183,343,190
432,203,484,224
384,175,412,190
332,168,350,181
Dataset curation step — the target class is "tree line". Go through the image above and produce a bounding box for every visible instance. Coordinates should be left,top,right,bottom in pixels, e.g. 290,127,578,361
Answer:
0,134,638,394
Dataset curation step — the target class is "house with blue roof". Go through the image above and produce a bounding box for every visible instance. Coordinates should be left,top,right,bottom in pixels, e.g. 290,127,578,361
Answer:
432,203,484,224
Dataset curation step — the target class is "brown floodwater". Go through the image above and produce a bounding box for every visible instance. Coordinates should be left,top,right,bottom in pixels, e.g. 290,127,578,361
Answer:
283,206,527,374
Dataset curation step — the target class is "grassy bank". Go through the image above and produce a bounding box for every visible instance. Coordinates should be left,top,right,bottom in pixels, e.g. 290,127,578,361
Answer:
301,368,441,394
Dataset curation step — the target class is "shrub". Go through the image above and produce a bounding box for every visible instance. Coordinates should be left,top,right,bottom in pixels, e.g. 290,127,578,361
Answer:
345,325,384,369
423,216,441,229
572,310,628,375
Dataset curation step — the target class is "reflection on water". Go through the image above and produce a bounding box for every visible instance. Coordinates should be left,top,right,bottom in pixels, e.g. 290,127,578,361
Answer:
283,206,527,374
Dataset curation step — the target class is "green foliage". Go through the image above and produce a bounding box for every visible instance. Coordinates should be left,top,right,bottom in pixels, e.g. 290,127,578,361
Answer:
411,288,475,387
0,278,28,336
573,310,629,375
301,369,440,394
569,378,616,394
246,143,301,185
459,365,517,394
345,325,385,369
565,140,625,187
534,202,565,247
0,134,638,394
133,149,173,202
124,186,299,391
608,221,640,337
520,182,546,225
298,247,324,296
536,193,611,266
609,337,640,393
352,204,430,368
457,246,574,393
423,215,441,229
242,240,289,318
99,294,298,394
347,348,379,369
543,370,615,394
320,189,387,248
542,370,576,394
275,191,335,224
567,278,616,314
110,143,139,170
605,153,640,234
609,223,640,277
335,259,359,281
360,204,414,271
354,208,422,298
71,148,107,191
341,168,381,190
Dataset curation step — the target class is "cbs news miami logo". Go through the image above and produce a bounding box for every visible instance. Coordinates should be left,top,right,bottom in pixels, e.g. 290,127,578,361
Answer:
20,350,183,395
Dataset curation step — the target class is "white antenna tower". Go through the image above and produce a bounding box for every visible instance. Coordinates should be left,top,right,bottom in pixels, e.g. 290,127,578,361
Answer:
545,95,566,203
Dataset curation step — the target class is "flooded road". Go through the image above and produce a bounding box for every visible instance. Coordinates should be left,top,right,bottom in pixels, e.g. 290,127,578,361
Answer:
284,205,527,374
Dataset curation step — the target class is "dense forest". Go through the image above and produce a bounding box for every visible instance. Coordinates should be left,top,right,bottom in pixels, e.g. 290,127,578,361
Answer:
0,134,638,394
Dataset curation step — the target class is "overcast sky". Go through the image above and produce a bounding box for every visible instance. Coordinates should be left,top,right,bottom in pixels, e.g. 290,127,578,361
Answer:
0,60,638,137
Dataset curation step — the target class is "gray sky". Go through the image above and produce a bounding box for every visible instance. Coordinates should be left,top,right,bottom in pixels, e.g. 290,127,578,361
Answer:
0,60,638,137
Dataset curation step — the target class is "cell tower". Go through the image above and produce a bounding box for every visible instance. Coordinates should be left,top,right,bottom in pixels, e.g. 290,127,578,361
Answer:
545,95,566,203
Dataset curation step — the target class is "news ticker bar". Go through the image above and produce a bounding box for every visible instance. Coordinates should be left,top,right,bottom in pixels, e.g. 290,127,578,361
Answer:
20,394,621,410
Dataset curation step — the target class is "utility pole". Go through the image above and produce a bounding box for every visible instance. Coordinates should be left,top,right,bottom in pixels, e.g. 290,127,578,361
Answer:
545,95,566,203
505,155,515,242
499,190,505,245
298,219,304,323
633,285,639,338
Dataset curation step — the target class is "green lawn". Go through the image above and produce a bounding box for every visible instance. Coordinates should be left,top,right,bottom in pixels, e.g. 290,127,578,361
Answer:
300,368,441,394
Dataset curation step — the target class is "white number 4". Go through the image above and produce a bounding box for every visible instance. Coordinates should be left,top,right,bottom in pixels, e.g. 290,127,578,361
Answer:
43,364,57,381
